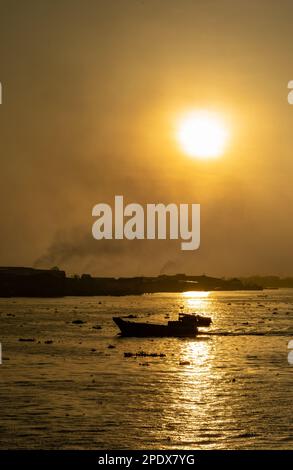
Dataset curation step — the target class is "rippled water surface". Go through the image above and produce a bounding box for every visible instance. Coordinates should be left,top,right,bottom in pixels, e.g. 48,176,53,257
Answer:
0,290,292,449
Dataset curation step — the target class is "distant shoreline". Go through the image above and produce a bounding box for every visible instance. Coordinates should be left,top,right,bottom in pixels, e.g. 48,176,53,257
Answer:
2,267,293,298
0,266,264,298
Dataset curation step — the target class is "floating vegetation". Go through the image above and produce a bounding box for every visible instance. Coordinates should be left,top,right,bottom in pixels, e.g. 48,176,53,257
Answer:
124,351,166,358
72,319,86,325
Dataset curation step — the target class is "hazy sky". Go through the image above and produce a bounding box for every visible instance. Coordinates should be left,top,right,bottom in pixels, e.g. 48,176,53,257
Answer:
1,0,293,277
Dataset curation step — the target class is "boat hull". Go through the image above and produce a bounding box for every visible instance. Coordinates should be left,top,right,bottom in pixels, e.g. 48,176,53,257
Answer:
195,314,212,327
113,317,198,337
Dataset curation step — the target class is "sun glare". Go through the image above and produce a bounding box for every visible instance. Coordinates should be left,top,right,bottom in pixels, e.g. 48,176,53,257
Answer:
177,110,229,159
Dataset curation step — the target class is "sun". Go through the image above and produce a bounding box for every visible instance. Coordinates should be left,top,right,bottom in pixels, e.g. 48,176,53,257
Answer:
177,110,229,159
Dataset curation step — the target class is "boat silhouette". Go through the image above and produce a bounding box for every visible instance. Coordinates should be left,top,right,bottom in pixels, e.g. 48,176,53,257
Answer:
113,313,211,337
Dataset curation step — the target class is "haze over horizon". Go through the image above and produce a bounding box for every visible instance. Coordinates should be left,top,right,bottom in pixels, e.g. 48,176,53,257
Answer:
1,0,293,277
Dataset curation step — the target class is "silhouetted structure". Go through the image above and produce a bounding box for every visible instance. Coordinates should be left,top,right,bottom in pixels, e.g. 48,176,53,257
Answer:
0,267,262,297
0,267,66,297
241,276,293,289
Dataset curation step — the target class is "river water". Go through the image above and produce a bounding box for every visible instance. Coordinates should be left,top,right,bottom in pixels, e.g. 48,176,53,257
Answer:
0,290,292,449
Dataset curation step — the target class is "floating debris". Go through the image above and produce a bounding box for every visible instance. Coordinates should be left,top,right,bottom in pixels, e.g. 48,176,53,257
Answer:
44,340,53,344
18,338,35,342
124,351,166,358
72,320,86,325
179,360,190,366
108,344,116,349
92,325,102,329
123,314,137,319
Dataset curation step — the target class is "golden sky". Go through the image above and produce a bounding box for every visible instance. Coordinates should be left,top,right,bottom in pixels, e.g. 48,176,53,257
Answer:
1,0,293,276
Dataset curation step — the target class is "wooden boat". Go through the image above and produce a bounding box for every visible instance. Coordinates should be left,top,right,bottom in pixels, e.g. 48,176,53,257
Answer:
113,313,211,337
193,314,212,327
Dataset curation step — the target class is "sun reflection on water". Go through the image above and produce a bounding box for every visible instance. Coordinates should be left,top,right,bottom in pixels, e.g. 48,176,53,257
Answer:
179,338,211,368
181,291,211,310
